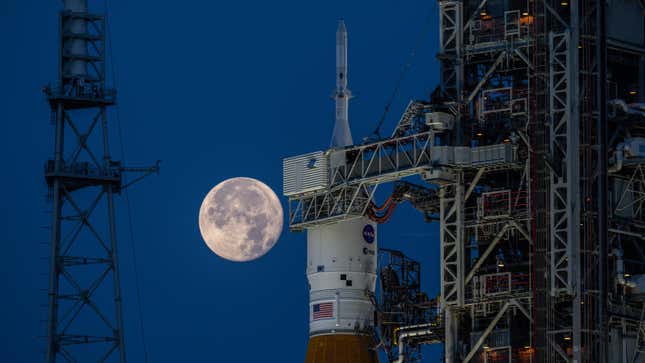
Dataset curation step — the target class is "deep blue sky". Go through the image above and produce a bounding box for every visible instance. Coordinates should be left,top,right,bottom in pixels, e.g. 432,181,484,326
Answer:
1,1,443,361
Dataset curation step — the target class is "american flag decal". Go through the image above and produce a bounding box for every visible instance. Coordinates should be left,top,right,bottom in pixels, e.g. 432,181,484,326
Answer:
312,302,334,320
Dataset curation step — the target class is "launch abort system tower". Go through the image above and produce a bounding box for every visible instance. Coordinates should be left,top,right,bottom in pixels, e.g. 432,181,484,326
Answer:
42,1,156,361
283,0,645,361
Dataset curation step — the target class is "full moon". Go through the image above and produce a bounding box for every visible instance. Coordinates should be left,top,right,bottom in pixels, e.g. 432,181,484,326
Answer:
198,177,283,262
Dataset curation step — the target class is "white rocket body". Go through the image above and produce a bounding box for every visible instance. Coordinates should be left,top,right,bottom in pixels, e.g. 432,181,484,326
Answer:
308,22,378,335
332,20,353,148
306,217,378,336
304,21,379,363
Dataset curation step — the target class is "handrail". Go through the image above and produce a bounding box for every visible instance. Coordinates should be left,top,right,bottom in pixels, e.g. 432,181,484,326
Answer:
44,82,117,102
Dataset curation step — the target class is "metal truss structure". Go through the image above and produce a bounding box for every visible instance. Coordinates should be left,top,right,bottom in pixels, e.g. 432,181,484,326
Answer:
439,0,463,105
43,2,157,362
377,249,441,363
440,180,465,307
283,0,645,360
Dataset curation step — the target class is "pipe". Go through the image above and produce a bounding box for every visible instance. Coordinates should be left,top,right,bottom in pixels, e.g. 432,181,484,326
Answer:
393,328,435,363
609,143,625,173
608,228,645,240
392,321,441,343
367,201,398,224
395,322,439,332
614,248,636,288
609,99,645,117
597,4,608,354
371,194,395,212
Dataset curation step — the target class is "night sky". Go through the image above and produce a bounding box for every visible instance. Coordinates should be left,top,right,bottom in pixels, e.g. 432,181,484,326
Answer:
2,1,444,361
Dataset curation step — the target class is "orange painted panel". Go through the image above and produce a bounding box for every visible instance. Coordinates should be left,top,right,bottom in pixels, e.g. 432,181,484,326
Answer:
305,335,379,363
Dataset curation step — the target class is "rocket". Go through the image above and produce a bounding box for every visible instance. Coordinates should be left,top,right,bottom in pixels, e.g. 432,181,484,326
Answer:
303,219,380,363
331,19,353,148
305,20,379,363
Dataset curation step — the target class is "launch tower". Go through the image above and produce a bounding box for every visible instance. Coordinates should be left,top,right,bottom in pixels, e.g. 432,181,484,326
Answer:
42,1,157,361
284,1,645,362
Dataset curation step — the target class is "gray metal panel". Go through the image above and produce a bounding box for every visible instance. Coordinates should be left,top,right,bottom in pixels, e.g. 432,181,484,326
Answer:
607,0,645,46
432,146,454,165
283,151,329,196
470,329,510,348
471,144,514,166
454,147,472,165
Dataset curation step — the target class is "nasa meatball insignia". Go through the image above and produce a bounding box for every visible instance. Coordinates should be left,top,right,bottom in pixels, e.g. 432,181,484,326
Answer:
362,224,375,244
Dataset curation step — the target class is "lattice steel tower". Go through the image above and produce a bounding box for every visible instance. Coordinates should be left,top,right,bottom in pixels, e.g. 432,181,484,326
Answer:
282,0,645,360
43,1,156,361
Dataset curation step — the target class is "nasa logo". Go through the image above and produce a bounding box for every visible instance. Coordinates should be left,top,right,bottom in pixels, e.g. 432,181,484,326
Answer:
362,224,375,244
307,158,317,169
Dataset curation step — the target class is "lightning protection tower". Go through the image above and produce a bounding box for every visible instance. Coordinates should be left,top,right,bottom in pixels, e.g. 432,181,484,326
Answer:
43,1,157,361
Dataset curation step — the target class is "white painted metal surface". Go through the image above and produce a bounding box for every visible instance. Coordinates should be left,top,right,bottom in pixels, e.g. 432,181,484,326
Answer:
306,217,377,336
331,20,353,147
283,151,328,196
425,111,455,130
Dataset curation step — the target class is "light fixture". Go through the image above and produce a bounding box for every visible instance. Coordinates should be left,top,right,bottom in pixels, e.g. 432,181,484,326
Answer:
564,336,572,341
476,132,484,137
629,90,638,96
561,1,569,5
498,262,505,268
522,11,530,15
625,273,631,278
